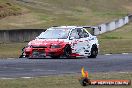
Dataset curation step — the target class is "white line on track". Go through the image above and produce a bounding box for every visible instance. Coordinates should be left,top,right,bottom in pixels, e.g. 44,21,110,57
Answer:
47,70,56,71
7,58,15,60
0,77,34,80
21,77,33,79
105,54,112,55
0,78,15,80
32,69,56,72
119,72,130,73
122,53,129,55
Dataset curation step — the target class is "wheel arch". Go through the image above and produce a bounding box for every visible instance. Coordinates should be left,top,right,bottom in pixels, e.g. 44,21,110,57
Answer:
64,44,72,52
91,44,98,52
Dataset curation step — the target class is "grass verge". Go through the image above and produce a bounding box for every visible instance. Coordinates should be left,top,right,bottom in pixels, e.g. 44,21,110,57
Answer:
0,72,131,88
0,0,22,18
0,0,131,29
0,42,27,58
98,22,132,54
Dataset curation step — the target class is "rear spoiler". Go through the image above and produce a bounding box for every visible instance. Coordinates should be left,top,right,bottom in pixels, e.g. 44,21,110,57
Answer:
77,26,97,29
51,26,98,30
78,26,99,35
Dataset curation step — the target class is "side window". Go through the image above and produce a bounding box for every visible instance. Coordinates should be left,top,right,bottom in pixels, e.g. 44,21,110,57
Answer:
77,28,83,38
70,29,79,39
82,29,89,38
77,28,89,38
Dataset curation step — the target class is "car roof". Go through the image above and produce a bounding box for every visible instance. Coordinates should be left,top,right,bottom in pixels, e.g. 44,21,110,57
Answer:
50,26,94,29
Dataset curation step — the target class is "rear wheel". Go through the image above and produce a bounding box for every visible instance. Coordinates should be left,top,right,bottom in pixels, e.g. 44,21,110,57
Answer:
88,45,98,58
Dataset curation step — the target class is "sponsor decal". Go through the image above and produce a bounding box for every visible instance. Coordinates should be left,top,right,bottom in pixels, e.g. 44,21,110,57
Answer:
79,67,131,86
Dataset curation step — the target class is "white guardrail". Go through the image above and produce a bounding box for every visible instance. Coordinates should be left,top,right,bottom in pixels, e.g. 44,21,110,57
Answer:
94,16,129,35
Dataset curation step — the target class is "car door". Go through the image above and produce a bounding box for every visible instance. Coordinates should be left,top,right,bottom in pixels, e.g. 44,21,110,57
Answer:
69,28,90,56
77,28,91,56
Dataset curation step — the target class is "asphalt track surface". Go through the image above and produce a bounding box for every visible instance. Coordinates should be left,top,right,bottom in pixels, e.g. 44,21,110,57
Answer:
0,53,132,78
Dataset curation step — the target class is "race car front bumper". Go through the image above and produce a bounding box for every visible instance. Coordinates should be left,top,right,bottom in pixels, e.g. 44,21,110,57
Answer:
24,47,64,58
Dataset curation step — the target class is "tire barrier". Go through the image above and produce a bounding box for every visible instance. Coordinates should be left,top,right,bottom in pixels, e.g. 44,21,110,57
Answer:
0,29,44,43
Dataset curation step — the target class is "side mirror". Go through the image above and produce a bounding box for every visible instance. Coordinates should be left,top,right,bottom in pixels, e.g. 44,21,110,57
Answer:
36,37,39,39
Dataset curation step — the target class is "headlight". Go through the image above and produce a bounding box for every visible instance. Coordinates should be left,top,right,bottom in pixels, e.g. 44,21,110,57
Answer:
51,45,61,48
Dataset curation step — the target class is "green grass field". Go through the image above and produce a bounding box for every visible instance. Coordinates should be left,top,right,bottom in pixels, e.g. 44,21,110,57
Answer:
99,22,132,54
0,72,131,88
0,0,132,29
0,43,26,58
0,0,22,18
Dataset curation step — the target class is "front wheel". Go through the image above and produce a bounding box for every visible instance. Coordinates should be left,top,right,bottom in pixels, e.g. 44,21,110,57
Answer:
88,46,98,58
63,45,72,58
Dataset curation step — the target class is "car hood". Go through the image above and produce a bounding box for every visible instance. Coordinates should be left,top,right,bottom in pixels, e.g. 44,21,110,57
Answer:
28,39,65,47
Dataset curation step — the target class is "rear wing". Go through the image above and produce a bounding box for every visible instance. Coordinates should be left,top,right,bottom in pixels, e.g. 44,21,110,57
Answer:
76,26,96,28
78,26,98,35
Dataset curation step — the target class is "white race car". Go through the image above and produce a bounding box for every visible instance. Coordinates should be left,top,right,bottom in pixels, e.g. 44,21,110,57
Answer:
20,26,99,58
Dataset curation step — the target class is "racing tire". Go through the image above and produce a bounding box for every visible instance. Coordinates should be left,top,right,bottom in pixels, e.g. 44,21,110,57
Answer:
63,45,72,58
19,55,29,58
19,55,24,58
88,45,98,58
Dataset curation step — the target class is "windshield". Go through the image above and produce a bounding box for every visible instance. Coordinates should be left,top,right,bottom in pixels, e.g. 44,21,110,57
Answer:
37,28,71,39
